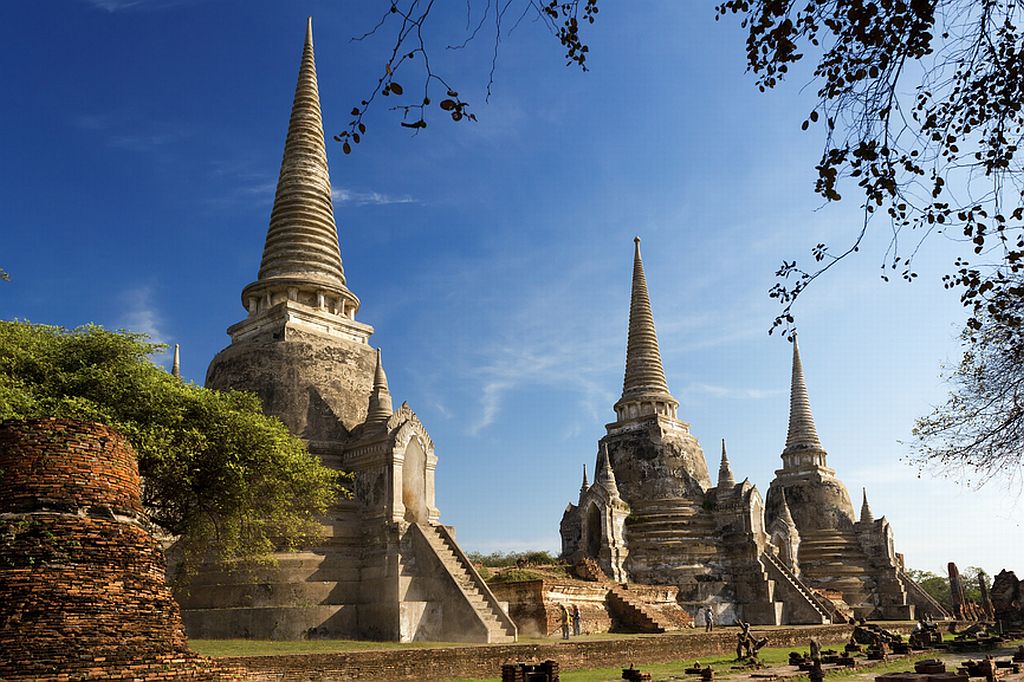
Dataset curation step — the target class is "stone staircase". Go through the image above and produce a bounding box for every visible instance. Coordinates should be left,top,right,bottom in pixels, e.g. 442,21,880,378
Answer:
761,550,833,624
607,585,667,633
418,524,517,643
898,570,951,619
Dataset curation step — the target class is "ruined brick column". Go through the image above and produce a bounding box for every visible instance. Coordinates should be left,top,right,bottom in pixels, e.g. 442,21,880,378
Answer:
0,418,235,680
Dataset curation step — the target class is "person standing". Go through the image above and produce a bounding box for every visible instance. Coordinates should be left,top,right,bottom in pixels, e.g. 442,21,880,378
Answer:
572,604,582,636
560,603,570,640
704,607,714,632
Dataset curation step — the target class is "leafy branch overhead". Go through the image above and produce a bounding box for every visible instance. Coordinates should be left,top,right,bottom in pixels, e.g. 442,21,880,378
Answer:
335,0,599,152
717,0,1024,340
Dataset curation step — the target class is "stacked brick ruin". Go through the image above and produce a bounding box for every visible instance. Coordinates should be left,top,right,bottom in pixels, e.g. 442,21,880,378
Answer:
0,418,233,681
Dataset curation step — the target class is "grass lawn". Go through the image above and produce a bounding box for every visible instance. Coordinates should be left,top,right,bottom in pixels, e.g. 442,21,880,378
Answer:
451,641,851,682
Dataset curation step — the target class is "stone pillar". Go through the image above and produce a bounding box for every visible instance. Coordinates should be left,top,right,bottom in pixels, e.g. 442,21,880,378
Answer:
948,562,967,620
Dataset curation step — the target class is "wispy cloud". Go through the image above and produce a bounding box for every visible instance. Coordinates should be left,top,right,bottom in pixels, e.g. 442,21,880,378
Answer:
684,382,784,400
82,0,200,11
332,187,417,206
72,112,187,152
116,286,169,357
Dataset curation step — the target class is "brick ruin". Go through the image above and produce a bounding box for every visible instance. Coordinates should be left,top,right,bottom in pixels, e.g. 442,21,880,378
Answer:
175,17,515,643
560,239,941,626
0,418,234,681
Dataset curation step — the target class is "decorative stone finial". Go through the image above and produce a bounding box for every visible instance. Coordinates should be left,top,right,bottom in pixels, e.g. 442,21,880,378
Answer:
612,237,679,423
595,443,620,496
365,348,393,426
171,343,180,380
778,488,796,527
859,487,874,523
717,438,735,489
782,335,826,465
580,463,589,495
240,17,359,320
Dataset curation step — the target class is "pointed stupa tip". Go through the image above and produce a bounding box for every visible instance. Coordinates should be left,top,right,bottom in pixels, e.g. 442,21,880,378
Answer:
374,347,389,390
366,347,393,425
778,487,796,526
241,16,357,314
860,487,874,523
718,438,736,488
784,334,825,455
171,343,181,379
614,236,678,420
596,443,619,493
580,464,589,494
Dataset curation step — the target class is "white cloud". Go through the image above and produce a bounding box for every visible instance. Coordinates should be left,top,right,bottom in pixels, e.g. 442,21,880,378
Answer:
82,0,200,11
72,112,186,152
332,187,417,206
684,382,784,400
117,286,169,357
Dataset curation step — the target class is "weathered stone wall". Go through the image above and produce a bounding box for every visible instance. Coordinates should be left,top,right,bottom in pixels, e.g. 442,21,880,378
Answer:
223,623,918,681
205,326,376,438
0,418,236,681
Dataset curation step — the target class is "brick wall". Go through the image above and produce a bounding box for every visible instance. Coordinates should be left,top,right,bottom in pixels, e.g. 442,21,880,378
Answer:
224,623,919,681
0,418,238,681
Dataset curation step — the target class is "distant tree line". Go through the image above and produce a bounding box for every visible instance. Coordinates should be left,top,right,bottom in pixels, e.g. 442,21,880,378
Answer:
906,566,990,608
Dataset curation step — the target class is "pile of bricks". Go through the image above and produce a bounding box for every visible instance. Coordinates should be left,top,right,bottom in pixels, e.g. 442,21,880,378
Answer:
0,418,237,681
501,659,560,681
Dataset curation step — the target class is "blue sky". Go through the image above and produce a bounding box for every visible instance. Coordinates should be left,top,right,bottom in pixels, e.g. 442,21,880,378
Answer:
2,0,1019,577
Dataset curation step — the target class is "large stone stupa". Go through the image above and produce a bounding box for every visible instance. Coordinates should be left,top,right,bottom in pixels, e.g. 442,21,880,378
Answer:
177,18,515,643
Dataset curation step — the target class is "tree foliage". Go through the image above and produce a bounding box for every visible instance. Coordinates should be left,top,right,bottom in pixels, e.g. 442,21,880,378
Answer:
906,566,989,606
335,1,598,150
913,292,1024,489
467,549,558,567
713,0,1024,486
0,321,347,574
717,0,1024,344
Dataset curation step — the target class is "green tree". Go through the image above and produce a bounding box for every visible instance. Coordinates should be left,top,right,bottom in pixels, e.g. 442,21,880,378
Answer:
905,568,952,608
0,321,348,576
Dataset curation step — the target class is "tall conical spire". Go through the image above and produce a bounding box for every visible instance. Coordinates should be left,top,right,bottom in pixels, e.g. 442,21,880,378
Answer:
171,343,180,380
859,488,874,523
580,464,590,496
613,237,679,423
595,443,620,496
365,348,393,426
717,438,736,489
241,17,359,320
782,335,826,465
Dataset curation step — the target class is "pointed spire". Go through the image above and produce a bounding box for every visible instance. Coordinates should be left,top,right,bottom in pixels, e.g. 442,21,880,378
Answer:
783,335,826,460
365,348,394,426
171,343,180,380
595,443,620,496
241,17,359,317
718,438,736,489
613,237,679,422
778,488,796,527
859,487,874,523
580,464,590,496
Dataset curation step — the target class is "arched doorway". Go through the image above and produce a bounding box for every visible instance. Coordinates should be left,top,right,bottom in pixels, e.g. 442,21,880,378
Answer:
403,438,428,523
585,503,602,558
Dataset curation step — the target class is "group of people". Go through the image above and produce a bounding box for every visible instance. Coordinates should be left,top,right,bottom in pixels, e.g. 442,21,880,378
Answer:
558,603,583,640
